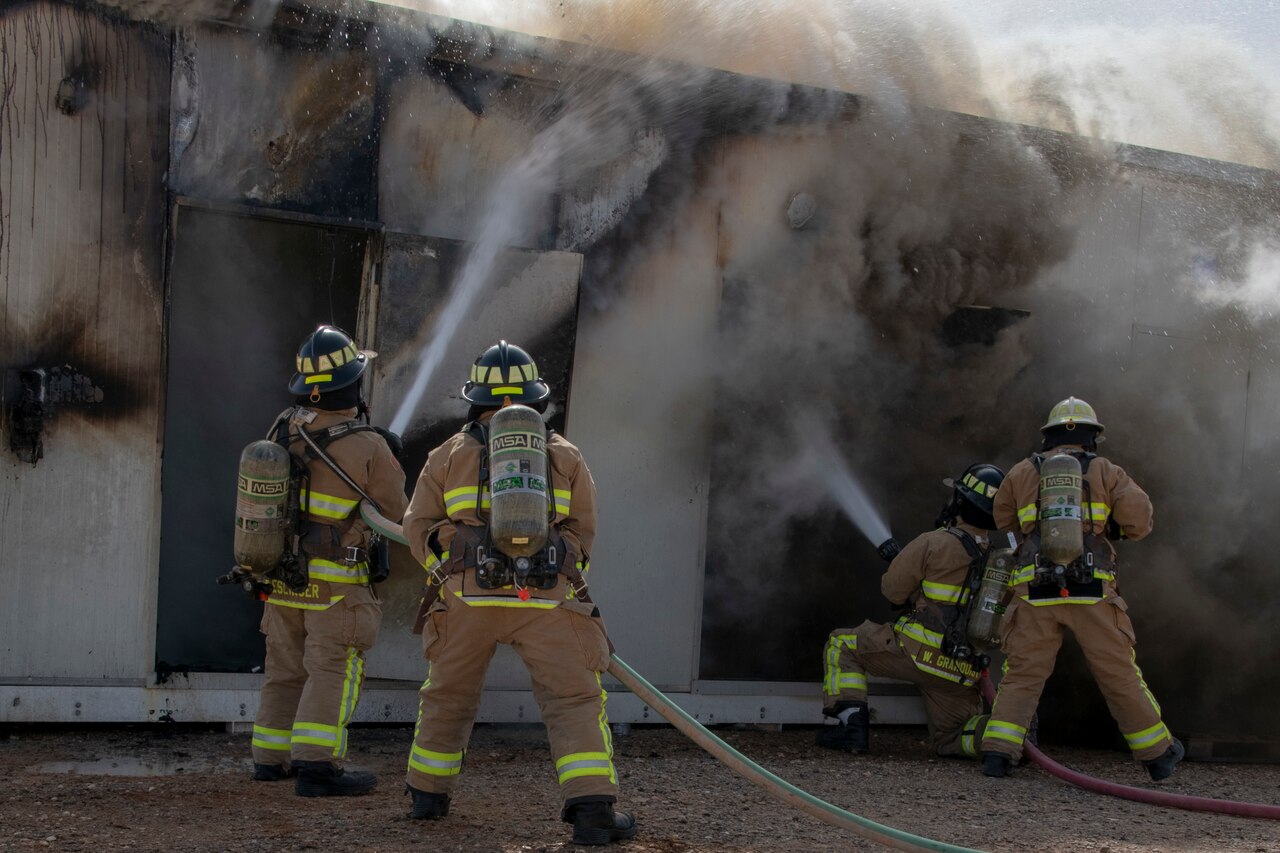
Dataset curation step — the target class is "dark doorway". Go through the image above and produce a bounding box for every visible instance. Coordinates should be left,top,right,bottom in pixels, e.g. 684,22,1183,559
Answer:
157,204,367,674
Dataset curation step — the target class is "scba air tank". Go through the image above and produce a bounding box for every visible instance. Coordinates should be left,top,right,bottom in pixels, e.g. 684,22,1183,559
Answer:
488,404,550,558
234,439,291,575
1038,452,1084,565
966,534,1016,650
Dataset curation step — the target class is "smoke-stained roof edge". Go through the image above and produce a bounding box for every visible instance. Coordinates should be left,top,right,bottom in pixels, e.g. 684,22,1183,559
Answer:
83,0,1280,183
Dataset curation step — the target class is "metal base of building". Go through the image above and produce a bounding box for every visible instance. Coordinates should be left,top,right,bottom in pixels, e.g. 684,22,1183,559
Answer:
1,675,926,726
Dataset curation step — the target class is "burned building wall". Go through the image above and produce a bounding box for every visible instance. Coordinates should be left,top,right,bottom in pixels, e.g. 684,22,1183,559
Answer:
0,1,170,680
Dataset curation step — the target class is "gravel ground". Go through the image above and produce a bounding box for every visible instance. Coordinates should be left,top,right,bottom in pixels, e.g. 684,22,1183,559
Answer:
2,724,1279,852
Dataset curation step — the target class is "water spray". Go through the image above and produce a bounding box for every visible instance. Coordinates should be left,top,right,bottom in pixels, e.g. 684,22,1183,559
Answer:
387,149,559,436
795,414,900,560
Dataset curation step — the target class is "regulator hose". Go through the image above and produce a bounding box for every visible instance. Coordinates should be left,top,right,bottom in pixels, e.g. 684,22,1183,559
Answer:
360,502,982,852
979,677,1280,820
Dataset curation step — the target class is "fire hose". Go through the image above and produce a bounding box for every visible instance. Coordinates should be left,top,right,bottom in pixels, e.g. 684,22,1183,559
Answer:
978,677,1280,820
360,502,981,853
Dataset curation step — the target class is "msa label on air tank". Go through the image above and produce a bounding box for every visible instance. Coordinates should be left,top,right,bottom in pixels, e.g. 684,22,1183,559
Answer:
238,475,288,497
491,432,547,453
1042,474,1081,488
491,474,548,497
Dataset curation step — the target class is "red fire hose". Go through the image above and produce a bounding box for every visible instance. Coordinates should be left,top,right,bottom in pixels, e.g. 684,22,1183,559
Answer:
979,677,1280,820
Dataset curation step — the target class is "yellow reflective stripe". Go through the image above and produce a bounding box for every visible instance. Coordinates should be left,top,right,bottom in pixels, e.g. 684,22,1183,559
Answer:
453,591,561,608
1011,566,1037,585
292,721,340,747
1086,502,1110,523
596,673,618,784
893,616,944,649
556,751,615,783
577,560,589,575
553,488,571,515
921,580,964,604
960,715,983,757
265,594,345,611
836,673,867,691
1093,568,1116,581
1023,595,1105,606
301,489,358,520
489,385,523,395
985,721,1027,745
1017,503,1038,525
409,744,464,777
443,486,490,514
335,647,363,758
1123,720,1170,751
251,724,292,751
1131,649,1162,717
913,661,968,684
309,558,369,584
822,633,860,696
304,373,333,384
421,549,444,573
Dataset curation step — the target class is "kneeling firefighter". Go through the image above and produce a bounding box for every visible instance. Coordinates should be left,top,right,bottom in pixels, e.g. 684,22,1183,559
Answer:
819,463,1010,758
238,325,408,796
401,341,636,846
980,396,1182,780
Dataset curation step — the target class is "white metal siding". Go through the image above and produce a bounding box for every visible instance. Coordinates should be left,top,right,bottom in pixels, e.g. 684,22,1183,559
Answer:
0,4,168,681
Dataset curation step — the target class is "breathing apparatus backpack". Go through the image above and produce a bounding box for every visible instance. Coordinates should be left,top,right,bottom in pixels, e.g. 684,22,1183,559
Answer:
223,407,390,596
1021,450,1114,599
938,528,1017,670
469,404,561,596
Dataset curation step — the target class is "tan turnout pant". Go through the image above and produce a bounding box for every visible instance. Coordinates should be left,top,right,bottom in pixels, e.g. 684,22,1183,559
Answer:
406,598,618,803
822,620,988,757
252,593,380,768
982,596,1171,762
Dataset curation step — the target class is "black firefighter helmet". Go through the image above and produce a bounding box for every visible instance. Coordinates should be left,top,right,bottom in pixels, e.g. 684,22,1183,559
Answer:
461,340,550,407
944,463,1006,516
288,325,374,396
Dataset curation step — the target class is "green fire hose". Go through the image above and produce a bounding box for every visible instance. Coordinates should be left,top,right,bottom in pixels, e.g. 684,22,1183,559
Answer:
361,502,982,853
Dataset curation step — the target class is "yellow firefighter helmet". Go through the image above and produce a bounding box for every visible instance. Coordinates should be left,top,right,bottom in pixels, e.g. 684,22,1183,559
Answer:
1041,396,1104,433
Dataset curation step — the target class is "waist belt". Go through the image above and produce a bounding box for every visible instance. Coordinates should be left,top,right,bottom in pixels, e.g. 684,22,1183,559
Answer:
300,522,365,563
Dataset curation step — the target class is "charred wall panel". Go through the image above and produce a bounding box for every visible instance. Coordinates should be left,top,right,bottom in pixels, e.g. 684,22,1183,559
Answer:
377,69,557,248
0,2,170,680
168,23,378,219
156,206,365,673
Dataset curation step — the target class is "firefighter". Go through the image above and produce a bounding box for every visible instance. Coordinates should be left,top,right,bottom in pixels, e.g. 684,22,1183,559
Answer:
818,463,1005,759
401,341,637,846
980,397,1183,779
250,325,409,796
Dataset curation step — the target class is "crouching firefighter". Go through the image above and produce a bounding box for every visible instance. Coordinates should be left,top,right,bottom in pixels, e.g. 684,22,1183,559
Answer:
230,325,408,796
980,397,1182,780
819,463,1010,759
401,341,637,846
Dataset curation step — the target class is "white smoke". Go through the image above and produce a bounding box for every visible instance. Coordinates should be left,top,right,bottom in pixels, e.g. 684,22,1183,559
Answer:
1190,230,1280,322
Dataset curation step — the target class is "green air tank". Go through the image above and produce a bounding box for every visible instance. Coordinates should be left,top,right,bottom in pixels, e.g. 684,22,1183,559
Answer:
1038,451,1084,566
488,404,550,558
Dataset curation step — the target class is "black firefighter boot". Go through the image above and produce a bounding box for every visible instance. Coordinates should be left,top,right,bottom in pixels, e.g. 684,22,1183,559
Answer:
1143,738,1185,781
293,760,377,797
563,796,638,846
815,702,869,754
981,752,1012,778
252,763,295,782
406,785,450,819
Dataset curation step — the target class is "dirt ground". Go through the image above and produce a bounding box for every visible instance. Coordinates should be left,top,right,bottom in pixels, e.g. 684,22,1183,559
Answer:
2,723,1279,853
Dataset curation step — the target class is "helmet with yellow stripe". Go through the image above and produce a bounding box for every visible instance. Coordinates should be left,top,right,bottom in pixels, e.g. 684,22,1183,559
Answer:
288,325,374,397
943,463,1005,516
1041,396,1104,433
461,340,550,407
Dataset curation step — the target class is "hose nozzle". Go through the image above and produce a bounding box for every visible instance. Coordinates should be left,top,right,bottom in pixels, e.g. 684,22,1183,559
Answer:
876,537,901,562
